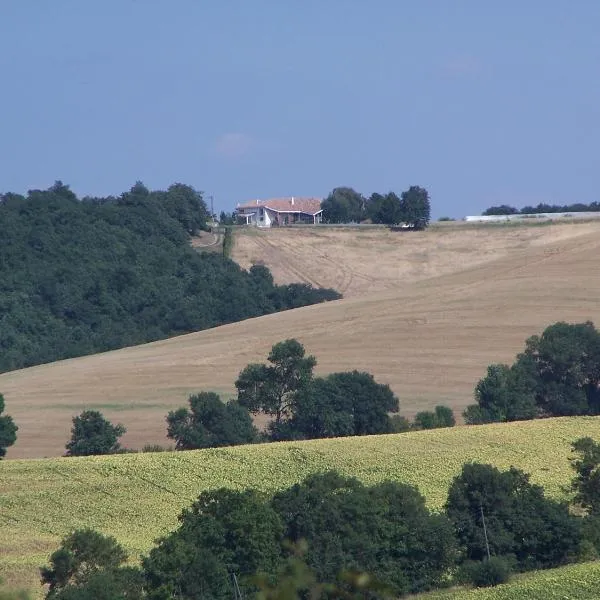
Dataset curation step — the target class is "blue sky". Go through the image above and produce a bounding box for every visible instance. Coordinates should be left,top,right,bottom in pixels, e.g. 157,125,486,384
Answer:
1,1,598,218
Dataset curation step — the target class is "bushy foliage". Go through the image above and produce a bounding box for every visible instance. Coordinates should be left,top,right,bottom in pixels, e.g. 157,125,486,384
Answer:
143,472,457,599
321,187,365,223
166,392,257,450
290,371,399,439
446,463,581,571
483,201,600,215
461,557,512,587
40,529,143,600
400,185,431,229
236,340,399,441
272,472,457,596
571,437,600,516
236,339,317,432
322,185,432,228
464,321,600,423
65,411,126,456
0,182,340,374
0,394,17,458
413,405,456,430
143,489,284,600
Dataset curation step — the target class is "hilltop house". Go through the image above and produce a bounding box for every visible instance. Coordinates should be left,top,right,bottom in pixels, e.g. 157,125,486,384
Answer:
236,197,323,227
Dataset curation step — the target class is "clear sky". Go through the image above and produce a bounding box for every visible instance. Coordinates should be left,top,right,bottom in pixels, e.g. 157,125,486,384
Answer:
1,1,598,218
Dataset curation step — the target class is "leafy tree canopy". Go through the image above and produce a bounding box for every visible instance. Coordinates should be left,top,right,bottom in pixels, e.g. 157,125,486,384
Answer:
272,471,457,596
143,488,284,600
483,201,600,216
464,321,600,423
236,339,316,431
400,185,431,230
291,371,399,439
166,392,257,450
40,529,143,600
0,394,17,459
0,182,340,374
413,405,456,430
65,410,126,456
571,437,600,516
321,187,365,224
445,463,581,571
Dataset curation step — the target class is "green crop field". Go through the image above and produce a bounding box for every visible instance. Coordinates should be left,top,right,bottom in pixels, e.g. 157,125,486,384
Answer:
425,560,600,599
1,416,600,596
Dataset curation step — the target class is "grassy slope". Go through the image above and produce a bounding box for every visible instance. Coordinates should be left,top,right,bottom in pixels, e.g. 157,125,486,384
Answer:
1,417,600,593
2,221,600,458
424,561,600,599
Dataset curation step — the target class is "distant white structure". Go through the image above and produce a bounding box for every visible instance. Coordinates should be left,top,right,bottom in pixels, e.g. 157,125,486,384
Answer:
236,197,323,227
464,212,600,223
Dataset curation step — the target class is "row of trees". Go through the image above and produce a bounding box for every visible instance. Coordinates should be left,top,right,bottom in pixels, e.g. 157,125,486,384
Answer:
39,440,600,599
59,339,422,457
320,185,431,228
465,321,600,424
483,201,600,216
0,182,340,374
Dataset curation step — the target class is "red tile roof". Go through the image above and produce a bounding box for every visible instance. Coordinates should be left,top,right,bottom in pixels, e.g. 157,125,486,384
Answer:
237,197,322,215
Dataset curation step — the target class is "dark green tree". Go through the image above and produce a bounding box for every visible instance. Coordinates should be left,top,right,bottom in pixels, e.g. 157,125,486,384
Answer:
166,392,257,450
571,437,600,516
0,394,17,459
464,363,538,424
143,488,283,600
468,322,600,423
236,339,316,433
414,406,457,430
40,529,143,600
482,205,519,216
321,187,365,223
522,321,600,416
376,192,404,225
365,192,385,223
65,411,126,456
445,463,581,571
399,186,431,229
0,183,340,375
290,371,399,439
271,471,457,596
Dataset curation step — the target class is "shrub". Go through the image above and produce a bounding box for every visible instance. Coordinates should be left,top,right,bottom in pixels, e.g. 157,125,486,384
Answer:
462,557,512,587
389,415,411,433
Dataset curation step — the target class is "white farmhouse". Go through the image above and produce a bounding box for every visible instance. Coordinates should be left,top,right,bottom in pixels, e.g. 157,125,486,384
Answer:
236,197,323,227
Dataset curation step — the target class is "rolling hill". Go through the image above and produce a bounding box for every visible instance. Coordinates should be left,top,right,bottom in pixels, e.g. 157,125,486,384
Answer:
1,417,599,594
1,221,600,458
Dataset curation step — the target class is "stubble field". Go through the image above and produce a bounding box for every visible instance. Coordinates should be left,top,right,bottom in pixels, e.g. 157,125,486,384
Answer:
1,221,600,458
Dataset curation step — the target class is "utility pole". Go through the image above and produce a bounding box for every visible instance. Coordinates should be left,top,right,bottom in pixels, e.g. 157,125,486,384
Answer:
209,195,214,219
480,504,491,560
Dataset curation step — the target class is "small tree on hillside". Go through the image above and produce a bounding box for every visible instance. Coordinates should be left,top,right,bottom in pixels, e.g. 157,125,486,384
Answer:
413,405,455,430
465,322,600,423
236,339,316,432
41,529,143,600
65,410,126,456
166,392,257,450
290,371,399,439
0,393,18,459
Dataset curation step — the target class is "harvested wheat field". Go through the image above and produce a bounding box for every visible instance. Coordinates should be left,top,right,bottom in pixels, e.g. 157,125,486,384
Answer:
2,221,600,458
